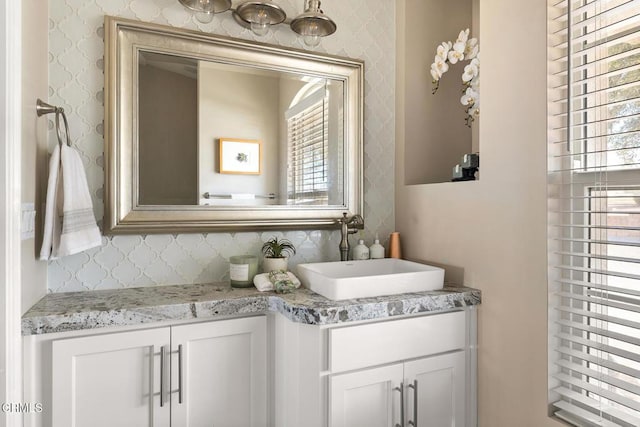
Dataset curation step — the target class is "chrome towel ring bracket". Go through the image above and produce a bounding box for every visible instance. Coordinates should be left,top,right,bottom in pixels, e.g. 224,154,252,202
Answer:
36,98,72,147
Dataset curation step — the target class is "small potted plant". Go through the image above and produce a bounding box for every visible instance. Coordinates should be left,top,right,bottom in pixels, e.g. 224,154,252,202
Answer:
261,237,296,273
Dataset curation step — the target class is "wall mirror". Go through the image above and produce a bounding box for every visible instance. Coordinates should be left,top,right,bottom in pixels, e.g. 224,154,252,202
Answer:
104,16,363,233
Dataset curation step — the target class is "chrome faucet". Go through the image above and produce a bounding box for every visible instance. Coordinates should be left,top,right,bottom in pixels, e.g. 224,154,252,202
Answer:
338,212,364,261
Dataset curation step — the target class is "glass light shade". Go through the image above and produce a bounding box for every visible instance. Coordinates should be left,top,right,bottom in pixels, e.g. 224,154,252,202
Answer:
249,7,270,36
302,20,321,47
178,0,231,13
196,10,214,23
235,1,286,37
303,34,321,47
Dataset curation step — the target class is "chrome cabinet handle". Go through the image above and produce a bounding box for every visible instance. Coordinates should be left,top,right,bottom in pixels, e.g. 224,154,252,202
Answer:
178,344,183,404
408,380,418,426
394,382,404,427
160,345,165,407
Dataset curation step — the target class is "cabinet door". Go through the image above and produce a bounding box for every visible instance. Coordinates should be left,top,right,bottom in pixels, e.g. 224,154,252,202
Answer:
171,316,267,427
329,363,404,427
51,328,171,427
404,351,466,427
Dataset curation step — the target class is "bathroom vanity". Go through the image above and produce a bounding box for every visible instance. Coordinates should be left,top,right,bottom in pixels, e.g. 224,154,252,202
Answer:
22,284,479,427
21,12,482,427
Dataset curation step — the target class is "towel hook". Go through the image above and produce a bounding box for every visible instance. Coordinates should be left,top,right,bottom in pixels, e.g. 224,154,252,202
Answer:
36,99,72,147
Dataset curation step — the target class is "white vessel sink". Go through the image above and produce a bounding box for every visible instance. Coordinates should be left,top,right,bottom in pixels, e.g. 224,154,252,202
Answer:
296,258,444,300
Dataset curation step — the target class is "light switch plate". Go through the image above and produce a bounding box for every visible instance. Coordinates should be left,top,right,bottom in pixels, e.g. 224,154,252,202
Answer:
21,202,35,240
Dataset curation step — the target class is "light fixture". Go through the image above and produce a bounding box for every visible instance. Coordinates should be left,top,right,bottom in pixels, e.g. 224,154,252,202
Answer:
179,0,232,23
234,1,286,37
290,0,336,47
178,0,337,47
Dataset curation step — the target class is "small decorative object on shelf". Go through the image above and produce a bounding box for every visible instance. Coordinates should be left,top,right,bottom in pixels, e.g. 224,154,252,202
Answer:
261,237,296,273
430,29,480,127
452,153,479,182
461,153,479,168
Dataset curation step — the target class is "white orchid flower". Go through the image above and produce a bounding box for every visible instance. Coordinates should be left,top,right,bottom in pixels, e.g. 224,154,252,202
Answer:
429,28,480,125
460,87,478,106
448,44,465,64
456,29,469,44
430,65,441,81
433,57,449,75
462,63,478,82
469,76,480,91
465,38,478,60
436,41,452,59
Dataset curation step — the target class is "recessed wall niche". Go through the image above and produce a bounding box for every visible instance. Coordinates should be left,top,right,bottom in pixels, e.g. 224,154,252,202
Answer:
399,0,479,185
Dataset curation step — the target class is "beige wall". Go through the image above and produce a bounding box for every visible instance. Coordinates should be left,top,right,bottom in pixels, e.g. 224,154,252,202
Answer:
139,63,198,205
21,0,48,314
397,0,561,425
198,65,279,206
402,0,473,185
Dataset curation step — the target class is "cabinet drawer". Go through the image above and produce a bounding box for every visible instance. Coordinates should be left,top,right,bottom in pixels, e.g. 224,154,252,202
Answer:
328,311,466,373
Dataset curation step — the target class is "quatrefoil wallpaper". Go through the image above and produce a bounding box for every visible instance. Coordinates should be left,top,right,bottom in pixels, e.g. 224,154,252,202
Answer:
47,0,395,292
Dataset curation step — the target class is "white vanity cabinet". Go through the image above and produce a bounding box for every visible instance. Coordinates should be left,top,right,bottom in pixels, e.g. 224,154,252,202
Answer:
51,327,170,427
329,363,404,427
24,287,478,427
25,316,267,427
329,351,466,427
170,318,267,427
272,308,477,427
403,351,466,426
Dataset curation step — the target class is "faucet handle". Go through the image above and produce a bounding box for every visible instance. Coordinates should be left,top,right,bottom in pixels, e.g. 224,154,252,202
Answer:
337,212,364,229
336,212,348,226
347,213,364,229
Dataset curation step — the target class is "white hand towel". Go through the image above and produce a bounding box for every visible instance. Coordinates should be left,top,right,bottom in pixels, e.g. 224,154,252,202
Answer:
253,271,301,292
40,145,102,260
40,145,62,260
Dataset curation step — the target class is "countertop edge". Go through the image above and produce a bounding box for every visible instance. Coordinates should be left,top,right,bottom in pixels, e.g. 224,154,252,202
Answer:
22,286,481,336
268,289,481,325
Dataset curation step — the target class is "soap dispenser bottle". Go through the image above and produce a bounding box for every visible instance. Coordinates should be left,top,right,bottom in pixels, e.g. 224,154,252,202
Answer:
369,235,385,259
352,239,370,260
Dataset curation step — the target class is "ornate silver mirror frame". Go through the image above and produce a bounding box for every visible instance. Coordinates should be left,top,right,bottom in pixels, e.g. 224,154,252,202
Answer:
104,16,363,234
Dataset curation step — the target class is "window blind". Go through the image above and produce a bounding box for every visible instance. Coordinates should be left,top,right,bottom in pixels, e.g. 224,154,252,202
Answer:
549,1,640,426
286,92,329,205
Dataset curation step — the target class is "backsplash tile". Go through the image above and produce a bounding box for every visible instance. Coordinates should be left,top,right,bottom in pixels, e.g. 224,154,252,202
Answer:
47,0,395,292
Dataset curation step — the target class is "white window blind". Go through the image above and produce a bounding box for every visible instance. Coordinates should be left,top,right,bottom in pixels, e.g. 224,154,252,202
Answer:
286,91,329,205
548,1,640,426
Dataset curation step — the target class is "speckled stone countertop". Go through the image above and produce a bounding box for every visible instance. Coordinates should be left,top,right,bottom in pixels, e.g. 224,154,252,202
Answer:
22,283,481,335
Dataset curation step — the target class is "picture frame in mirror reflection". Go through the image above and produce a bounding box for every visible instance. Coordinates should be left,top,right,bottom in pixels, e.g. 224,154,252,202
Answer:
219,138,261,175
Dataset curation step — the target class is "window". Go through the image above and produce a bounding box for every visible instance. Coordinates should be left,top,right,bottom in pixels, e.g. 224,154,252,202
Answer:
286,87,329,205
549,1,640,426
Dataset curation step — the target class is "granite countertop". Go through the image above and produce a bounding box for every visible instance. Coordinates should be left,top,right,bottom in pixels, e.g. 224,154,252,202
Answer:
22,283,481,335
